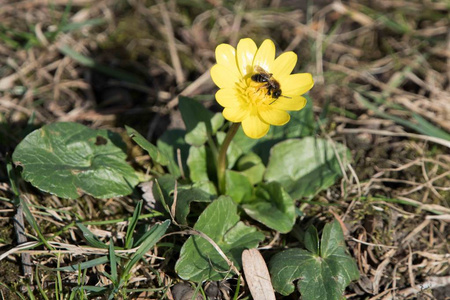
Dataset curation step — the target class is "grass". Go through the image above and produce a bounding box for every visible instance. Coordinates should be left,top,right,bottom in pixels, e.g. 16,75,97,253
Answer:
0,0,449,299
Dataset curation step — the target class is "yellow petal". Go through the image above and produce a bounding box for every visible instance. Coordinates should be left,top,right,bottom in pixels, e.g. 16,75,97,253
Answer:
258,106,290,125
271,95,307,111
215,88,240,108
271,51,297,79
252,39,275,73
242,112,270,139
210,64,240,89
215,44,240,79
280,73,314,96
223,105,250,122
236,38,257,77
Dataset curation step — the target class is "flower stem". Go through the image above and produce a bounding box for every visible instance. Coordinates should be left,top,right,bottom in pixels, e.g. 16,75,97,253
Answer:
217,122,240,194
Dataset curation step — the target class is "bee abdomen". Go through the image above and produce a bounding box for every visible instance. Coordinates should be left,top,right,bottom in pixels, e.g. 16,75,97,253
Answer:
251,74,268,83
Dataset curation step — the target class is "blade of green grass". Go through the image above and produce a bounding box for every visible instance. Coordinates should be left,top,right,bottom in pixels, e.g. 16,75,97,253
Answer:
355,93,450,141
123,220,170,275
76,222,109,249
35,267,50,300
47,256,109,272
125,200,143,249
58,45,144,84
109,238,118,283
59,19,106,33
19,197,54,250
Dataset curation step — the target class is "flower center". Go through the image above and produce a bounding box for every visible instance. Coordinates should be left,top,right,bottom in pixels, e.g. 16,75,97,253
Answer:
239,77,273,107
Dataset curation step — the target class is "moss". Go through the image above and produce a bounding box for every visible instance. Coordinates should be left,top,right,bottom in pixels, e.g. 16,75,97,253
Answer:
0,260,22,300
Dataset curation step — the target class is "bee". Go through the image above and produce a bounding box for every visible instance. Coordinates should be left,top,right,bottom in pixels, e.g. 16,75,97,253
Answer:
251,66,290,103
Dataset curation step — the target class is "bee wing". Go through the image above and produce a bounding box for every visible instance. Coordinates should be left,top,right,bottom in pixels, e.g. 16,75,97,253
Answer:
254,65,267,73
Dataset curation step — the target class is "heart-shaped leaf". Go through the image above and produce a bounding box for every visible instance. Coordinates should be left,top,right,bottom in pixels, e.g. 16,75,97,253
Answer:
242,182,295,233
269,220,359,299
175,196,264,282
265,137,350,199
225,170,253,204
187,145,209,182
12,122,139,199
235,152,265,185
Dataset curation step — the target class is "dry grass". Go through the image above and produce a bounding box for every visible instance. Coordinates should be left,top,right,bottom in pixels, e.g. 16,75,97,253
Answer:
0,0,449,299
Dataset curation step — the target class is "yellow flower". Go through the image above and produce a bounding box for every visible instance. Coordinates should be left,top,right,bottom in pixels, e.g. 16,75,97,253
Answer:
210,38,314,139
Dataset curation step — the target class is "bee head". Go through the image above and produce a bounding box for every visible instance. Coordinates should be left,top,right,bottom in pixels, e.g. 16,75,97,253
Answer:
272,90,282,98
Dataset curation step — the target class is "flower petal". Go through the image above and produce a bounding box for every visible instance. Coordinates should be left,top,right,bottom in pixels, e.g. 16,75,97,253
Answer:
242,112,270,139
270,95,307,111
252,39,275,72
258,106,290,125
215,88,241,108
236,38,257,77
271,51,297,79
211,64,240,89
223,105,250,122
215,43,240,79
280,73,314,96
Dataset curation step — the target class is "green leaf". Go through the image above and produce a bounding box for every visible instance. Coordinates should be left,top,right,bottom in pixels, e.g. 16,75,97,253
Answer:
175,187,214,224
175,196,264,282
264,137,350,199
304,226,319,255
153,176,214,224
266,96,315,139
152,175,175,215
235,152,265,185
157,129,189,177
225,170,253,204
211,113,225,134
12,122,139,199
269,220,359,298
187,145,209,182
125,125,169,166
179,97,220,146
232,95,315,160
242,182,295,233
192,180,217,196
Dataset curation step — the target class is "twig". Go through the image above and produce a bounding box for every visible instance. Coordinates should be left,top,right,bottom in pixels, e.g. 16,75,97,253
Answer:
157,0,185,86
13,202,33,279
338,128,450,148
380,276,450,300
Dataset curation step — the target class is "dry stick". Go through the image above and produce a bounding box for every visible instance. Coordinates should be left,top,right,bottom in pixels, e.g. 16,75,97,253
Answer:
401,219,431,245
166,70,213,111
1,241,166,259
342,163,362,221
157,0,185,86
380,276,450,300
338,128,450,149
13,203,33,279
